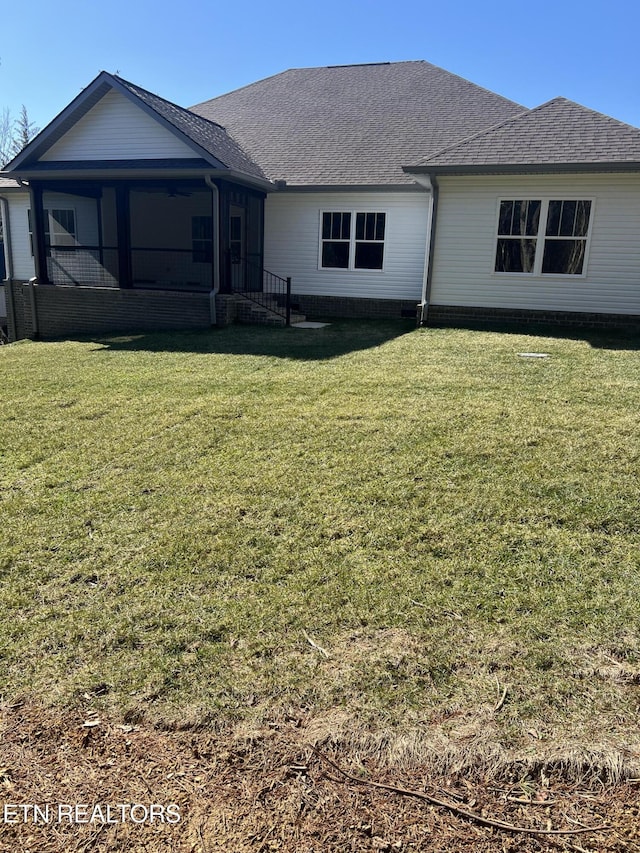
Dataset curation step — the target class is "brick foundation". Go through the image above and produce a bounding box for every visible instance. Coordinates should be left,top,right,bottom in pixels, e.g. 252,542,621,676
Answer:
7,282,639,342
427,304,640,331
293,294,419,320
6,281,213,342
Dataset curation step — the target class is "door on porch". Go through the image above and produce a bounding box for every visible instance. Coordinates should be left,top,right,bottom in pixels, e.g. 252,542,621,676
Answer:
229,204,245,291
220,184,264,294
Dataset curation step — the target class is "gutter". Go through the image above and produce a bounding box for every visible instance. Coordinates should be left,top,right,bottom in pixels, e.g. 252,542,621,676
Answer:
405,161,640,177
411,174,439,326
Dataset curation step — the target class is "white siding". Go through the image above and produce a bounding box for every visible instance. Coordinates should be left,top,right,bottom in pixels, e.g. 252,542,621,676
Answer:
432,173,640,315
3,193,35,281
264,191,429,300
41,90,196,161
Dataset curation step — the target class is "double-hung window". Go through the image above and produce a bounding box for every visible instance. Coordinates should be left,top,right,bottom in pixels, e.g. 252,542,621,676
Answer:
28,207,77,255
320,211,386,270
495,198,592,276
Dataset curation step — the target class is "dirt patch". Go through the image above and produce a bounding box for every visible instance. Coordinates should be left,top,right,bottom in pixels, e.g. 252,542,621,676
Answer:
0,701,639,852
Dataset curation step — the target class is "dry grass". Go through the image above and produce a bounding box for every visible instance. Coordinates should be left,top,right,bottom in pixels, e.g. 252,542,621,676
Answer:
1,699,639,852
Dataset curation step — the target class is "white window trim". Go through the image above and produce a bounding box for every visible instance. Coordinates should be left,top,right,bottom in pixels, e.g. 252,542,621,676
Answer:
48,208,77,247
492,197,595,278
28,206,77,255
318,209,387,273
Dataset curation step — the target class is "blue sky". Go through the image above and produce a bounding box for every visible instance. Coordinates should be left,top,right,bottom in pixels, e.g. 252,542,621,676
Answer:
1,0,639,134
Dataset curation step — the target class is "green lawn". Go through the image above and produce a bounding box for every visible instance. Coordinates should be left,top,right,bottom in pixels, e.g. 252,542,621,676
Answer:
1,321,639,766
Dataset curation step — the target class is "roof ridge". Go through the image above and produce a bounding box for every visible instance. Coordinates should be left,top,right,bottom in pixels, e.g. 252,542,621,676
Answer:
190,68,297,109
190,59,522,113
408,58,525,112
544,95,640,132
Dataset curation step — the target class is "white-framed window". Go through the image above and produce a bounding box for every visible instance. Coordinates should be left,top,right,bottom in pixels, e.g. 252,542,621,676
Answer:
28,207,77,255
494,198,593,276
320,210,386,271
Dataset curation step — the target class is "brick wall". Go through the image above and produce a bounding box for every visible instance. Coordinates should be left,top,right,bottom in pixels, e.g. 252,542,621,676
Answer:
427,304,640,331
5,280,33,341
7,282,212,341
294,294,419,320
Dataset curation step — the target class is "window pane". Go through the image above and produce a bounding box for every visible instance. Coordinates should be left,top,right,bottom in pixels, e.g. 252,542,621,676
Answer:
366,214,376,241
559,200,577,236
512,201,524,234
498,201,513,235
542,239,586,274
356,212,365,240
546,201,562,236
513,200,540,236
49,209,76,246
230,215,242,241
575,200,591,237
499,200,540,236
322,212,332,240
331,214,342,240
495,238,536,273
341,212,351,240
322,242,349,268
525,200,541,235
375,213,386,240
355,242,384,269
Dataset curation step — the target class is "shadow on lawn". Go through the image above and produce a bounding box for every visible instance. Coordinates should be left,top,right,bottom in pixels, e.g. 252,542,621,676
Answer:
429,320,640,351
90,319,417,361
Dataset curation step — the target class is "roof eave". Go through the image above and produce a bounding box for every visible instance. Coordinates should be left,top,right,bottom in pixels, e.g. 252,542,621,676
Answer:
271,182,425,192
1,165,274,190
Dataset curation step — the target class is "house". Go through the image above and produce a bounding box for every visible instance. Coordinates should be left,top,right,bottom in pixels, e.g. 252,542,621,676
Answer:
1,61,639,341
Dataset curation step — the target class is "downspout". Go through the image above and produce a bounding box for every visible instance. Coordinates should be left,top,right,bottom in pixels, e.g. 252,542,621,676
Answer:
28,276,39,338
204,175,220,325
414,174,439,326
0,196,14,280
0,195,19,340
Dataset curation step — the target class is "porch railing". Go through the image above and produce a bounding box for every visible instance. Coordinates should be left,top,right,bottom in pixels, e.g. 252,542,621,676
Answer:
228,254,292,325
46,246,119,287
45,246,212,291
130,248,212,291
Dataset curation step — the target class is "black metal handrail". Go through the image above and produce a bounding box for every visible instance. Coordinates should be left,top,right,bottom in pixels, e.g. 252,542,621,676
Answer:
229,254,292,325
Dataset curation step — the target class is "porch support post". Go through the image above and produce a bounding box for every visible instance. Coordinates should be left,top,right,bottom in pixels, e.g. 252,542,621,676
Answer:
218,181,231,293
115,183,131,288
29,182,49,284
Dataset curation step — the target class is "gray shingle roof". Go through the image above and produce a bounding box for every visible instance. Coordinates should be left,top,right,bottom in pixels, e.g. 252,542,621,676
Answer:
190,61,524,186
113,75,266,179
406,97,640,171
